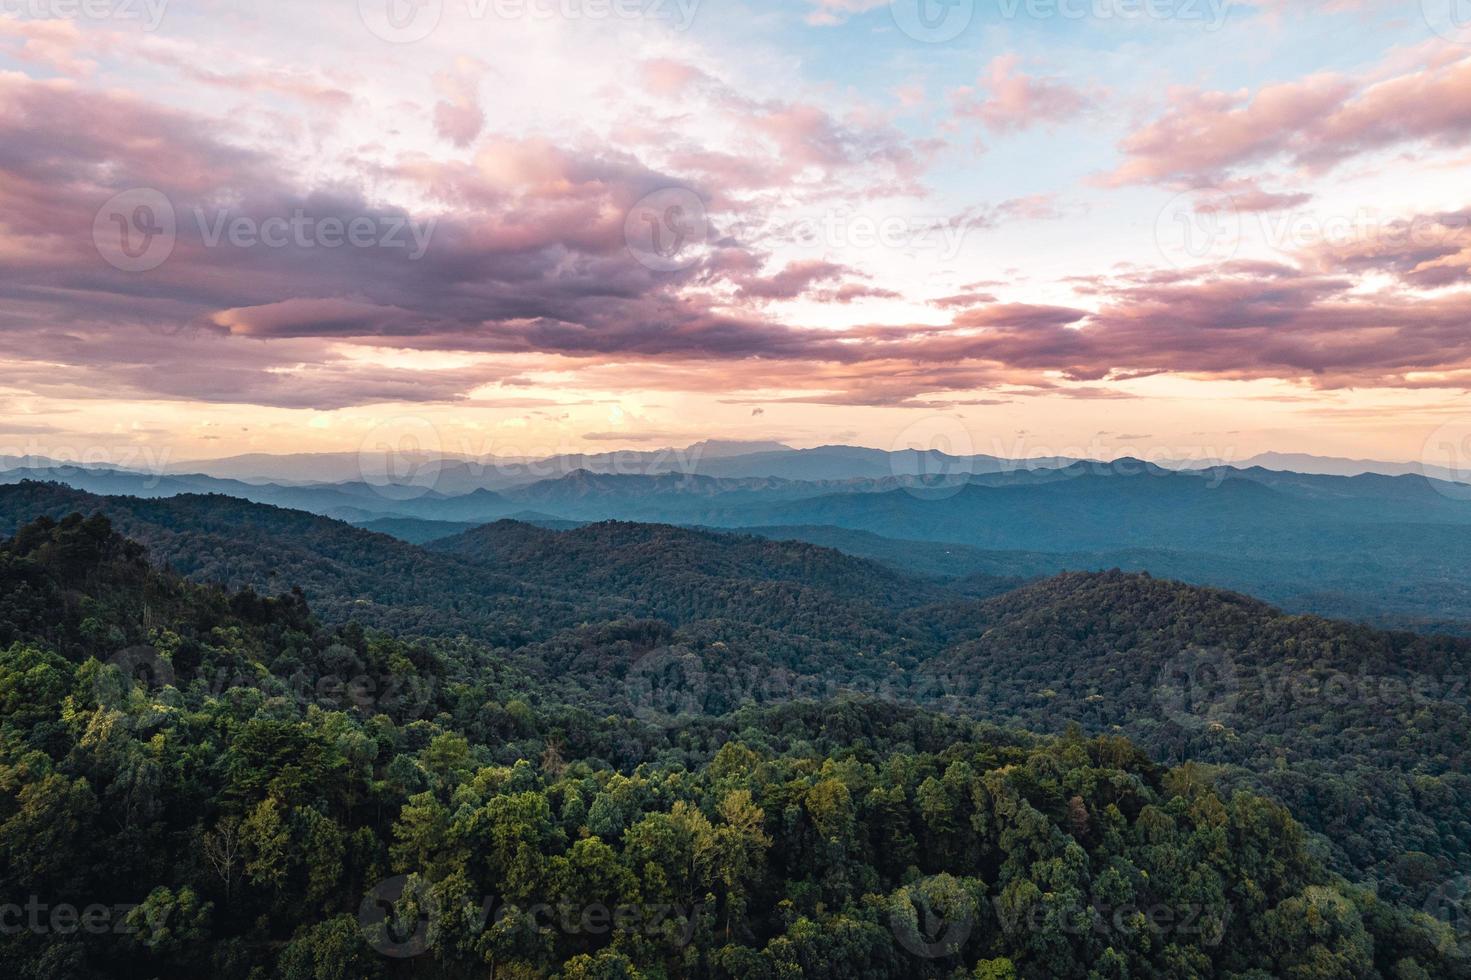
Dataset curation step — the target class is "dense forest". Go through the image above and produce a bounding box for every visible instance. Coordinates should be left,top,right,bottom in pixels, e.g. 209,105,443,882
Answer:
4,482,1471,907
0,513,1459,979
2,490,1471,976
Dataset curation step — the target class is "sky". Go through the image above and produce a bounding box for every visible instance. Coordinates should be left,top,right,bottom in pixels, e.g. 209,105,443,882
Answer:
2,0,1471,471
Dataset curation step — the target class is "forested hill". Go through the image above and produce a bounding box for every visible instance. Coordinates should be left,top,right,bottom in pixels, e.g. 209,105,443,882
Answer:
11,457,1471,630
1,512,1467,979
0,482,953,652
926,569,1471,764
695,470,1471,631
912,571,1471,896
430,519,946,606
0,480,579,645
6,482,1471,914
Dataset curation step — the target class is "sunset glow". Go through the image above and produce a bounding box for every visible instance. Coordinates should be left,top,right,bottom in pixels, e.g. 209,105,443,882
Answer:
3,0,1470,465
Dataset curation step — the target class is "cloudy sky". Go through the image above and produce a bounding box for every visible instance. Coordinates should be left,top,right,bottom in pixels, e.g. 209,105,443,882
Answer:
2,0,1471,467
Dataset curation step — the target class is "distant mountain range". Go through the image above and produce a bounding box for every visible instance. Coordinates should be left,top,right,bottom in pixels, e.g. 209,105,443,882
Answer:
1237,450,1468,482
160,441,1082,488
154,440,1467,485
10,441,1467,488
6,443,1471,632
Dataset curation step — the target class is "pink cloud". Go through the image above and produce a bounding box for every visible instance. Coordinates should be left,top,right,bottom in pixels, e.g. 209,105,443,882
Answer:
7,55,1471,414
433,58,488,148
633,58,930,194
931,292,999,309
1110,48,1471,187
1214,179,1314,213
0,19,95,77
208,298,436,338
639,58,714,96
951,55,1091,134
938,194,1069,234
725,260,901,305
814,282,901,303
1302,207,1471,288
733,259,848,301
135,47,353,110
895,83,925,110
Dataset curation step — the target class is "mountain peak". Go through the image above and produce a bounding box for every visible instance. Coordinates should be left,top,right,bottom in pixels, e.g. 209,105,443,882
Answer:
683,439,792,458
